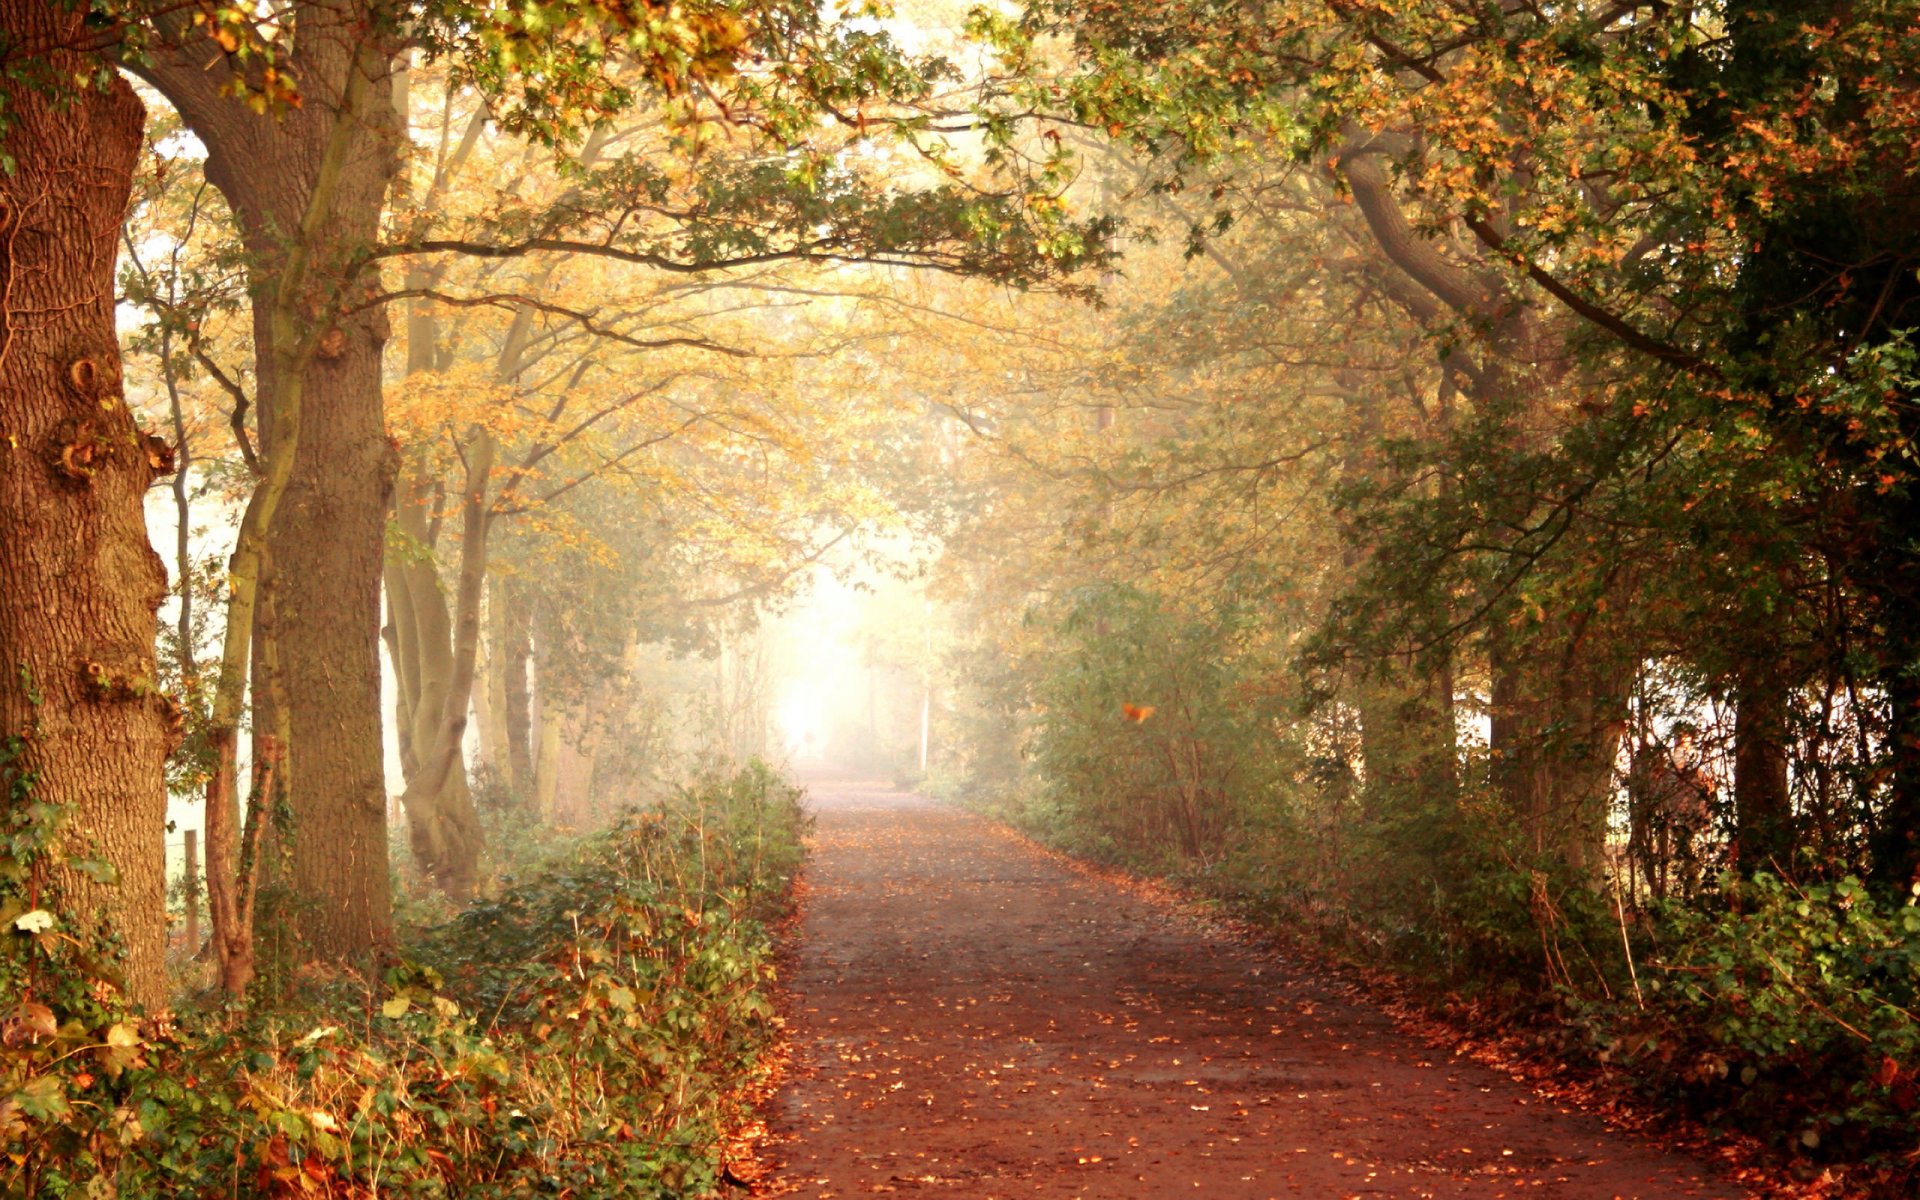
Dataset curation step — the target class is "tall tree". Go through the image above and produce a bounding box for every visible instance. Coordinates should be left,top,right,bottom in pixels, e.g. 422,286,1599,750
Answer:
0,5,172,1005
130,4,401,963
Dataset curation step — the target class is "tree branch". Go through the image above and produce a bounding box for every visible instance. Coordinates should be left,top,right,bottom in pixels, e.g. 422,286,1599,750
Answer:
353,287,753,358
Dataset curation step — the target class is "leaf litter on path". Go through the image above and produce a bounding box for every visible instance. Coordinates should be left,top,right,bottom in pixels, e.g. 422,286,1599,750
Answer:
753,776,1762,1199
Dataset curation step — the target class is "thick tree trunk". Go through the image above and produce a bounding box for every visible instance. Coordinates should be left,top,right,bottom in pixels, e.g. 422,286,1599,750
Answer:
143,9,402,961
270,348,394,954
0,32,171,1006
1873,546,1920,889
553,701,604,829
1544,671,1629,877
1489,621,1626,877
1733,656,1794,875
1488,629,1549,856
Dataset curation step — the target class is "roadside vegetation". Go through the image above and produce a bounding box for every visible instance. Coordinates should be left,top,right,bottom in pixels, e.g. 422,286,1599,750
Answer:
5,0,1920,1194
2,761,805,1198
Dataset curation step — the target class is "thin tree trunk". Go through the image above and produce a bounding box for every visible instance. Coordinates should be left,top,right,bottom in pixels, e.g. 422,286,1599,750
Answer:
533,702,564,822
475,592,509,781
501,581,535,798
0,24,170,1006
389,436,492,900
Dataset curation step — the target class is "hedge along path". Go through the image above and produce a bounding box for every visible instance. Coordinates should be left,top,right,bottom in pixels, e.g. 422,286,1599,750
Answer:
759,776,1745,1199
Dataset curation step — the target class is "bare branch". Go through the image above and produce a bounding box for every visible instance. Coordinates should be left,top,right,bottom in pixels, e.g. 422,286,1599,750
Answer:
354,287,754,358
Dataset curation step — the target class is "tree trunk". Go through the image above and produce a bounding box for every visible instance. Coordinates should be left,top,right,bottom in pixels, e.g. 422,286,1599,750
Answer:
142,8,403,962
475,593,510,784
533,701,564,822
0,31,171,1006
1544,670,1629,878
1488,628,1548,857
1490,614,1630,878
386,442,489,900
554,700,603,829
1734,656,1794,876
501,581,536,798
1873,559,1920,889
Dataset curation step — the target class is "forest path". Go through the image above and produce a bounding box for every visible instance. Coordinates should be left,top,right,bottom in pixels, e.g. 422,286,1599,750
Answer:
759,776,1743,1199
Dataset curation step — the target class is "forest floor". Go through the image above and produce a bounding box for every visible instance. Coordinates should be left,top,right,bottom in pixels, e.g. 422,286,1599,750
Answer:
751,773,1748,1200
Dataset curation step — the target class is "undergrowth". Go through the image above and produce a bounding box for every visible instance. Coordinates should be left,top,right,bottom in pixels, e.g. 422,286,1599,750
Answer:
1,760,808,1198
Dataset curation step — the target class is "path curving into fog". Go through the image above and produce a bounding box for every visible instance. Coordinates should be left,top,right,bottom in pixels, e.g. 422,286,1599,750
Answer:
761,775,1744,1199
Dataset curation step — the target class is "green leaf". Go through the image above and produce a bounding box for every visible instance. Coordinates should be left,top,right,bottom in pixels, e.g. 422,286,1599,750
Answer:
13,1075,69,1122
69,856,120,885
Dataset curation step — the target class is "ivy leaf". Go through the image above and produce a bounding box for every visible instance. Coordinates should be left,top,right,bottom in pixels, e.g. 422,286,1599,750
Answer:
68,857,119,885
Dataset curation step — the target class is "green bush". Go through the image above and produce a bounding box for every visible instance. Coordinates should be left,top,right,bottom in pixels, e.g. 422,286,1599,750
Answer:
1025,582,1297,869
1,761,808,1198
1585,874,1920,1165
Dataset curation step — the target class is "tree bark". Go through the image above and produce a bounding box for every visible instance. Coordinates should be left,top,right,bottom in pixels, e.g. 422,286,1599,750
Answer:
0,24,171,1006
140,6,402,962
1733,656,1793,875
474,592,509,782
1489,614,1630,877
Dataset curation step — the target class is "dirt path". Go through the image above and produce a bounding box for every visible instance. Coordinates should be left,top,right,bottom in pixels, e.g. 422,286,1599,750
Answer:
761,777,1744,1199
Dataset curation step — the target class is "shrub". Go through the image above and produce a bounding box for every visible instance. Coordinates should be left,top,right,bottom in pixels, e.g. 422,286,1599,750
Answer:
1026,582,1296,869
1586,874,1920,1167
1,761,808,1198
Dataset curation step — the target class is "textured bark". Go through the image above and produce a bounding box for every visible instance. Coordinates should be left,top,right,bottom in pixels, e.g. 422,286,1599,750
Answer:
205,734,280,994
0,29,170,1005
140,6,402,961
